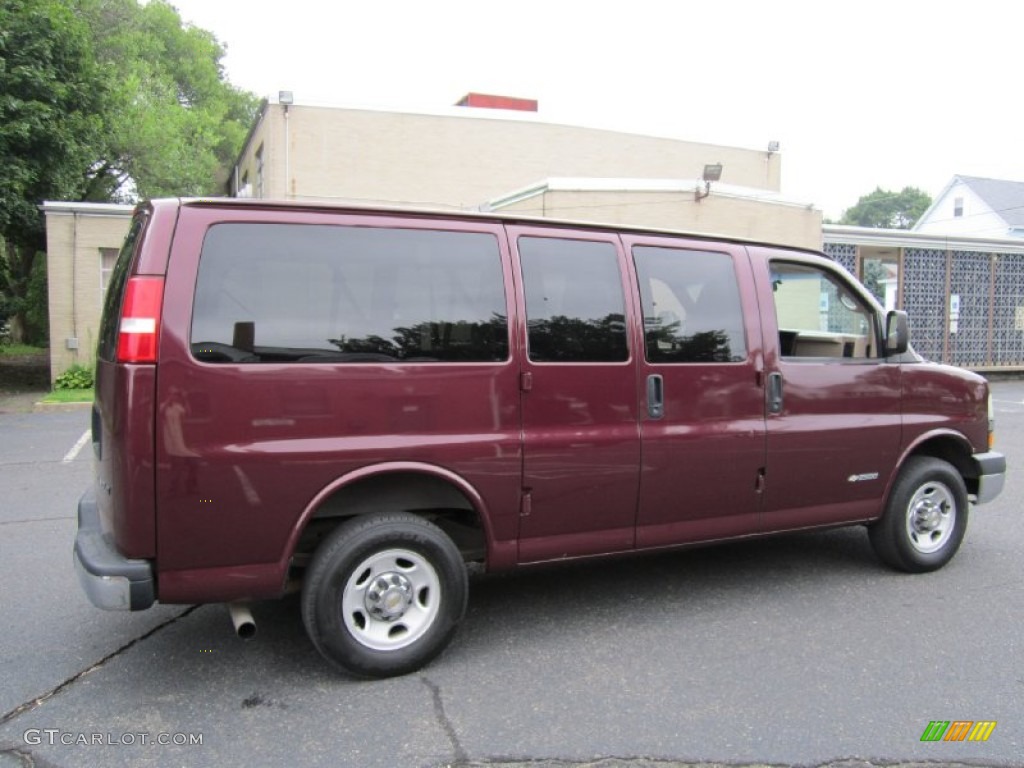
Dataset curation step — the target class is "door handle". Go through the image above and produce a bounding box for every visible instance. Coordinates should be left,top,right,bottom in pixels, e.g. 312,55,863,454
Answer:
767,372,784,414
647,374,664,419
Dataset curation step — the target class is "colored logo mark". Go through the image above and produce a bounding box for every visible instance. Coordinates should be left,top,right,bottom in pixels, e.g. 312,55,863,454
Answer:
920,720,997,742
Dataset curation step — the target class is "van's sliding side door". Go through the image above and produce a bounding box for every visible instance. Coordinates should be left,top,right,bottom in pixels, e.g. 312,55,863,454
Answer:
508,226,642,563
624,236,766,547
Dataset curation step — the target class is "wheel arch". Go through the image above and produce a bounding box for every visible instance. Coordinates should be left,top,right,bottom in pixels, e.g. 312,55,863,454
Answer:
894,430,979,498
284,462,495,574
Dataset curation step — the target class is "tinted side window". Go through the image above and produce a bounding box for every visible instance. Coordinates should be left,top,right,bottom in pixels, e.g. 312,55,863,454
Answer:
633,246,747,363
97,215,145,362
771,261,879,359
190,224,508,363
519,237,628,363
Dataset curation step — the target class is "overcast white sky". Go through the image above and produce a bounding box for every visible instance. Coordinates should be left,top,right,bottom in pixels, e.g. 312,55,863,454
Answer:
167,0,1021,221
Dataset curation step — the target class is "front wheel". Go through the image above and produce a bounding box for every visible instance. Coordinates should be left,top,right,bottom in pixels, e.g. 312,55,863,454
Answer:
868,456,969,573
302,512,468,678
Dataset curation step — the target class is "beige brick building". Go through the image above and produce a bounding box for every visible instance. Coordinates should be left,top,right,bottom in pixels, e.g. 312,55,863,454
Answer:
43,202,134,379
230,96,818,249
486,177,821,249
233,98,783,203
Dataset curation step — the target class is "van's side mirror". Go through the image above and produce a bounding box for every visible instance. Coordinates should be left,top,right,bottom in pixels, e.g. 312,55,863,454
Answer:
885,310,909,355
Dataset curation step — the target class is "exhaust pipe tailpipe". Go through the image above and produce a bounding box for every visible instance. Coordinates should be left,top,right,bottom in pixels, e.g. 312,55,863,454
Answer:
228,602,257,639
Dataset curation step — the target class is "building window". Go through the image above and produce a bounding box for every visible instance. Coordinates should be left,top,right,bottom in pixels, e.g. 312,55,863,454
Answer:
255,144,264,198
100,248,119,293
954,197,963,217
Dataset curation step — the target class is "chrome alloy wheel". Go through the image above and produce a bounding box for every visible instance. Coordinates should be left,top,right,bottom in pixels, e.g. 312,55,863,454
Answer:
905,480,956,554
342,549,441,651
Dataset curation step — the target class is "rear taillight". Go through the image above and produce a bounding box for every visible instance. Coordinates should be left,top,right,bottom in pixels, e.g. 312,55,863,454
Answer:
117,276,164,363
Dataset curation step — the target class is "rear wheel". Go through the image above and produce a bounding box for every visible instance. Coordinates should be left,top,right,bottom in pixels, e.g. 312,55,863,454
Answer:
302,512,468,678
868,456,968,573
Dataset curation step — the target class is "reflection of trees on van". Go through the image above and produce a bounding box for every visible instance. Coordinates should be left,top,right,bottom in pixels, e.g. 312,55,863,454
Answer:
645,317,737,363
527,313,628,363
327,314,509,362
327,334,397,358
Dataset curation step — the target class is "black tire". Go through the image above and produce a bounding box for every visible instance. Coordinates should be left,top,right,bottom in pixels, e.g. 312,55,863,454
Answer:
868,456,969,573
301,512,468,678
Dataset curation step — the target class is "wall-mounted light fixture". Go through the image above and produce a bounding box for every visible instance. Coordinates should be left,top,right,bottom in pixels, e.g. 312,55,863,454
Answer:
695,163,723,202
279,91,294,199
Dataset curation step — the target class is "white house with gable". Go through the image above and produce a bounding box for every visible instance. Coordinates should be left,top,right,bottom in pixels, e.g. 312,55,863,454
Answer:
914,175,1024,238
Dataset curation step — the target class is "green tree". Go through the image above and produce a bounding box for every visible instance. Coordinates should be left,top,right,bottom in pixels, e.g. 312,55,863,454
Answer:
0,0,108,343
840,186,932,229
0,0,258,343
80,0,258,200
861,258,888,304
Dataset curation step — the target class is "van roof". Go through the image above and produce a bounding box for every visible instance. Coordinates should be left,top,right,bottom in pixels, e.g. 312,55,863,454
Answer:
155,197,826,258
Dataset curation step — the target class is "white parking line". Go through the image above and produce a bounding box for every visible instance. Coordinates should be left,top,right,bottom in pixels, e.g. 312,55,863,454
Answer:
62,430,91,464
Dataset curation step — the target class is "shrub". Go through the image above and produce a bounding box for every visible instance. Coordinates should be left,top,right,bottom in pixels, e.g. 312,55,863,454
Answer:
55,364,94,390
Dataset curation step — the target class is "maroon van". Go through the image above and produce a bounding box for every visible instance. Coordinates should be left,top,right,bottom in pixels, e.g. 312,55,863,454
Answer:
74,199,1005,677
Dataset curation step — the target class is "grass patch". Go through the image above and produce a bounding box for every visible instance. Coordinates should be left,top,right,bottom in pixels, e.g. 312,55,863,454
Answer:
41,388,93,404
0,344,47,357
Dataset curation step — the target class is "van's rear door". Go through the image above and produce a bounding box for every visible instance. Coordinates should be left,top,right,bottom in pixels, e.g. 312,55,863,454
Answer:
92,201,176,561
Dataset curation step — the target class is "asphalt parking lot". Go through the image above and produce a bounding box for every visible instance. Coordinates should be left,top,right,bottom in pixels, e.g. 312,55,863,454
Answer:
0,382,1021,768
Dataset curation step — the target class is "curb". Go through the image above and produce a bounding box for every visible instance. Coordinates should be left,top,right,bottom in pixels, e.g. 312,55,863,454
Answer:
33,400,92,411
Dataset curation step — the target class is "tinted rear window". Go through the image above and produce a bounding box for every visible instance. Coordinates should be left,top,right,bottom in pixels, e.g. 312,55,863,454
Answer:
190,224,509,364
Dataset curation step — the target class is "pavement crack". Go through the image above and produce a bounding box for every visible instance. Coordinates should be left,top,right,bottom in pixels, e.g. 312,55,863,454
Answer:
422,675,468,765
0,605,198,727
0,740,63,767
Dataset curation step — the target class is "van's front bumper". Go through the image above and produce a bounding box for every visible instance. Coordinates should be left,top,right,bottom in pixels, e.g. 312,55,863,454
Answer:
73,490,155,611
972,451,1006,505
